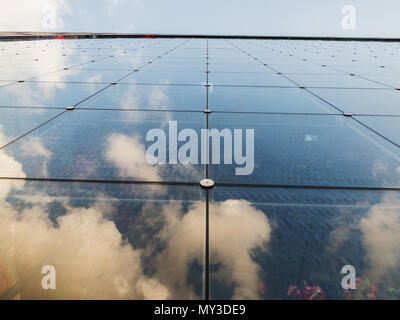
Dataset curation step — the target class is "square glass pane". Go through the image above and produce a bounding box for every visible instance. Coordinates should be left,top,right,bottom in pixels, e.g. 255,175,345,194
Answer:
32,69,130,83
208,72,294,86
0,109,206,182
120,70,206,85
0,180,205,300
0,82,107,108
209,87,336,113
0,108,62,147
208,113,400,187
78,83,206,111
309,88,400,115
354,116,400,146
144,62,205,72
286,74,388,89
210,187,400,300
208,64,266,73
267,64,343,74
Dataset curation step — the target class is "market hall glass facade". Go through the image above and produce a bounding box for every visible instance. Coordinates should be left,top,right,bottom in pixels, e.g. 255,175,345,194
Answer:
0,37,400,300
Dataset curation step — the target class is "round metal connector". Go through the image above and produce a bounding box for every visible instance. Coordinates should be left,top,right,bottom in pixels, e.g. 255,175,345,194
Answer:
203,109,212,114
343,113,353,117
200,179,215,189
65,106,75,111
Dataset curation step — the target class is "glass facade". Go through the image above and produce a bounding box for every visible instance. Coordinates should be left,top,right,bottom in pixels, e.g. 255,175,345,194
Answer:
0,37,400,300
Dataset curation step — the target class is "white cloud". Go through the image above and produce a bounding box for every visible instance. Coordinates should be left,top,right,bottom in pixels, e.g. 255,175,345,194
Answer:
105,133,161,181
153,200,271,299
360,195,400,281
0,126,26,198
20,137,52,177
0,196,171,299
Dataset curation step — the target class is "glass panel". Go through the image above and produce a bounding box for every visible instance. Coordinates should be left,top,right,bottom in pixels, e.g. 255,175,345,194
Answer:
286,74,388,88
309,88,400,115
0,109,206,182
355,75,400,88
208,113,400,187
210,187,400,300
208,64,267,73
144,62,205,72
32,69,131,83
0,180,205,300
0,82,107,108
355,116,400,146
209,87,336,113
266,64,344,75
78,83,206,111
76,56,148,70
208,72,294,86
120,70,206,85
333,65,400,76
0,108,62,147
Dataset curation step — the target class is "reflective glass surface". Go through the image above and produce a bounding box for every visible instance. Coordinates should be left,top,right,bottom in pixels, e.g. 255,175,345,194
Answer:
0,181,205,300
1,37,400,301
210,187,400,300
286,74,388,88
209,113,400,187
208,72,294,86
0,108,62,147
120,70,206,85
0,82,107,108
354,116,400,146
309,88,400,115
78,83,206,111
209,87,336,113
0,110,205,182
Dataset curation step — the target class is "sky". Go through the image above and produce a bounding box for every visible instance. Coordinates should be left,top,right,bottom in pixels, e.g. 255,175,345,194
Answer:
0,0,399,37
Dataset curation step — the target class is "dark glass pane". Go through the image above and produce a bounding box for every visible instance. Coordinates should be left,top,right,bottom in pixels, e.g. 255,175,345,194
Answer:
0,82,107,108
209,87,336,113
208,113,400,187
355,116,400,145
0,109,206,182
309,88,400,115
210,187,400,300
286,74,388,88
208,72,294,86
120,70,206,85
78,83,206,111
32,69,131,83
0,108,62,147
